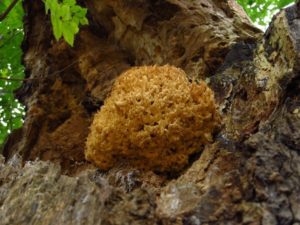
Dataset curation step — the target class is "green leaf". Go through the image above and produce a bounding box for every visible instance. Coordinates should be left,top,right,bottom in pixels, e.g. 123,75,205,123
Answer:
62,27,75,46
44,0,88,46
60,5,71,21
69,21,79,33
64,0,76,5
237,0,296,28
276,0,294,8
51,15,63,40
80,17,89,26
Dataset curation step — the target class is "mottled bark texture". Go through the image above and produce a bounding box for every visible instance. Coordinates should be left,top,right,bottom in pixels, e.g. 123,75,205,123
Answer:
1,0,300,224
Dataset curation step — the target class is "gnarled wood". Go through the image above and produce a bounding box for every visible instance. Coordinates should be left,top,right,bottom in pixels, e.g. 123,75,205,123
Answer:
1,1,300,225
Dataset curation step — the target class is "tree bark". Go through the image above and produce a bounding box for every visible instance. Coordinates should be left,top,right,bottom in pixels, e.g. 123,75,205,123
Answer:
1,0,300,224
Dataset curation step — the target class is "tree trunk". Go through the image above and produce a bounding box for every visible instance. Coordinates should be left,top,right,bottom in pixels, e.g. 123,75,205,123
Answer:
1,0,300,224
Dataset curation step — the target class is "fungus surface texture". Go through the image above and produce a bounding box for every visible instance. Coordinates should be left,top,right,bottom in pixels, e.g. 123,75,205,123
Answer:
85,65,220,172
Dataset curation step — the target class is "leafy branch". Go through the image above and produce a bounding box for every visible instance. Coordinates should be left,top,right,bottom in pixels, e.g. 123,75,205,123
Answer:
44,0,88,46
237,0,295,26
0,0,24,147
0,0,19,21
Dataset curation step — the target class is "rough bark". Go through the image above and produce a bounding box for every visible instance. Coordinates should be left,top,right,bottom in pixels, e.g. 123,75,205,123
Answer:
1,0,300,224
3,0,260,175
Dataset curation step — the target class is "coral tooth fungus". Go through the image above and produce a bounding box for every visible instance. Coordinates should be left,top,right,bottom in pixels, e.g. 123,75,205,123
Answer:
85,65,221,172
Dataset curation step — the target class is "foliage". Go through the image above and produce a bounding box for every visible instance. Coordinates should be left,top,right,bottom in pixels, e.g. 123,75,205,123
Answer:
0,0,88,147
237,0,295,27
44,0,88,46
0,0,25,147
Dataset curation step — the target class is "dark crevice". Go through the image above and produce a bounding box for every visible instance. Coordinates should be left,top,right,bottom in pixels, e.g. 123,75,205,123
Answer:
149,0,180,21
191,47,205,62
82,94,103,114
145,0,180,25
218,41,256,72
47,111,71,133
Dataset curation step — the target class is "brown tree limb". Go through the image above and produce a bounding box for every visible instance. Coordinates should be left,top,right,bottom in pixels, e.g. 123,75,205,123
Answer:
0,0,19,22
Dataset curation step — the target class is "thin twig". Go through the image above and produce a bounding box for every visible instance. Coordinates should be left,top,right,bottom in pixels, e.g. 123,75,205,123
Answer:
0,0,19,21
0,77,24,81
0,58,80,82
0,90,15,94
48,59,79,76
